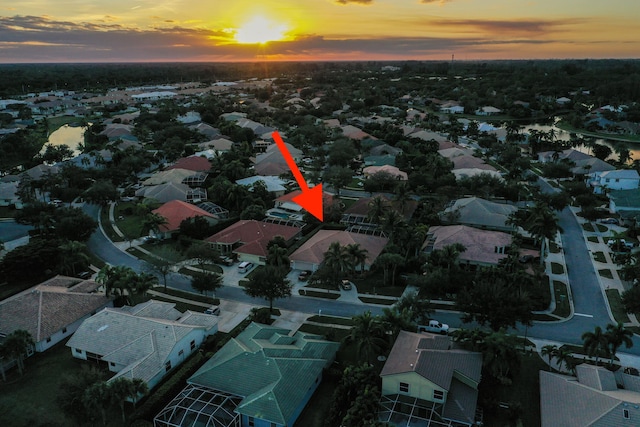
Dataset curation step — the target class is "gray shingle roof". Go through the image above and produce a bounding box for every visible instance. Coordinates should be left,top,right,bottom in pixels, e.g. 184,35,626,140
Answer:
188,322,339,425
67,300,217,384
440,197,517,230
0,275,111,343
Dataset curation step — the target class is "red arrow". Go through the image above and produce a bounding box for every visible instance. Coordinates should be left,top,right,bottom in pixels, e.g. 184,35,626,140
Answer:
272,131,323,222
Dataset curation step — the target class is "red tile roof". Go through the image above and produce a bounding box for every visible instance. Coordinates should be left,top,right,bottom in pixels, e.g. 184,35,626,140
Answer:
205,220,301,257
166,156,212,172
152,200,216,232
289,230,388,267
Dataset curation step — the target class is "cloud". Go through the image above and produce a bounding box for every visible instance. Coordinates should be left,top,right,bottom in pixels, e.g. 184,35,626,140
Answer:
420,0,452,4
334,0,374,5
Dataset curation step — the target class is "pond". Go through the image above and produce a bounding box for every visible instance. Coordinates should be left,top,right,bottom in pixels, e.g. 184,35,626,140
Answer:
525,121,640,164
43,124,87,155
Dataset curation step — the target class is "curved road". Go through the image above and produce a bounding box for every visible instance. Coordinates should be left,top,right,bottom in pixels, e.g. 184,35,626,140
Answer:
83,201,640,356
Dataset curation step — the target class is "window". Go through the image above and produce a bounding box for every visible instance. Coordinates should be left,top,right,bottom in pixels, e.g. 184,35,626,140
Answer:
624,409,630,419
433,390,444,400
190,340,196,351
74,348,82,354
248,417,255,427
62,327,67,334
110,362,115,367
46,337,51,343
165,361,172,372
178,349,184,357
399,382,409,393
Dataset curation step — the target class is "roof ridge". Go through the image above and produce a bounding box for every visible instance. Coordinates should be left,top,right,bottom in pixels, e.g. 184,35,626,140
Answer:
36,288,43,342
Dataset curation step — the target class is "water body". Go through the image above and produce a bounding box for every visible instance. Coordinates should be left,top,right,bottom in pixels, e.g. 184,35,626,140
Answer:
525,122,640,163
43,124,87,155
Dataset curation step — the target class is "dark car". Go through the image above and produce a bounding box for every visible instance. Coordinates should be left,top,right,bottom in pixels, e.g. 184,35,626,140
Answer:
298,270,312,281
519,254,534,263
600,218,619,225
77,271,92,280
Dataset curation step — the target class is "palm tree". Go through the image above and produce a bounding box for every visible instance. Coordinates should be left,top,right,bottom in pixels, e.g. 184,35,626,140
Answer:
1,330,34,376
59,241,90,276
141,212,168,238
130,378,148,409
346,311,387,364
82,381,111,426
541,344,558,371
345,243,368,275
266,244,290,272
525,202,561,262
605,322,634,366
393,183,411,214
482,329,521,385
555,348,575,375
109,377,135,424
322,242,352,285
367,196,389,225
130,272,157,301
581,326,609,365
394,292,433,325
381,209,406,243
376,252,404,287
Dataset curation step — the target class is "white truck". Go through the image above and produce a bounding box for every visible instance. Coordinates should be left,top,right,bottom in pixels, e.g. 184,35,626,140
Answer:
418,320,450,335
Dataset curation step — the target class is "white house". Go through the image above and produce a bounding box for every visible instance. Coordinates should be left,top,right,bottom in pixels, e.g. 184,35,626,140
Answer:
67,300,218,389
590,169,640,194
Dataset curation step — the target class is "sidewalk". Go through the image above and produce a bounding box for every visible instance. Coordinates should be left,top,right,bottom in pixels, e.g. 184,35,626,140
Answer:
570,207,640,327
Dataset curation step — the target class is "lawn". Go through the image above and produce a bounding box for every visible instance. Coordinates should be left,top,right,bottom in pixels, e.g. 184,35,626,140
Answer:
307,315,354,326
0,339,110,427
548,241,561,254
605,288,631,324
46,116,85,133
550,262,564,275
298,289,341,299
114,201,150,240
582,223,595,232
596,224,608,233
152,286,219,305
100,204,125,242
358,296,396,305
587,236,600,243
293,376,338,427
599,269,614,279
0,206,17,218
593,251,607,263
552,281,571,318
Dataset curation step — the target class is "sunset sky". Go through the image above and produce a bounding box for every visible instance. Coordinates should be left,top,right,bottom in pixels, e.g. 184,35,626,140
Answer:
1,0,639,63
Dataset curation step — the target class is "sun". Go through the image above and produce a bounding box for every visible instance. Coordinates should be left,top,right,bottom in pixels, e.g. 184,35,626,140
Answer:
234,15,288,44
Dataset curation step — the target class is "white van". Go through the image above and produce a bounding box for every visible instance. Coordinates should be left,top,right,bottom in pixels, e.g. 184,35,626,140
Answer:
238,261,253,273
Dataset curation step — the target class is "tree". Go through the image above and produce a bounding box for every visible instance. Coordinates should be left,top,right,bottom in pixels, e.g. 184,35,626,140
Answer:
524,201,561,262
58,240,91,276
367,196,389,225
179,216,216,239
622,283,640,314
82,381,112,426
130,272,157,302
591,143,613,161
605,322,633,366
456,274,534,332
541,344,558,371
394,292,433,325
148,246,182,291
96,265,136,298
141,212,168,237
326,364,381,427
323,165,352,196
375,252,404,287
345,311,387,364
581,326,609,365
345,243,368,275
322,242,352,285
83,180,118,205
243,265,292,313
187,243,220,272
0,330,34,376
109,377,148,423
57,366,106,424
266,244,290,272
191,272,223,297
482,329,521,385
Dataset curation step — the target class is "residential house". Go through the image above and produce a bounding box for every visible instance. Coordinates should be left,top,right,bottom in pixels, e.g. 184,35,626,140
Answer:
0,275,112,353
363,164,408,181
607,189,640,225
143,169,201,186
166,156,212,173
205,220,302,265
540,364,640,427
440,104,465,114
379,330,482,427
537,148,592,164
440,197,518,232
154,322,339,427
269,189,337,222
451,155,496,172
236,175,288,197
573,158,616,177
475,106,502,116
453,168,503,181
341,194,418,226
136,182,207,204
67,300,218,389
0,181,19,207
590,169,640,194
340,125,375,141
289,229,388,272
422,225,512,268
151,200,218,239
407,130,449,145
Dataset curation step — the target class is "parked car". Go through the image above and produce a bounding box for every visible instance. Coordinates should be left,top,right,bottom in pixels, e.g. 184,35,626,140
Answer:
418,320,450,335
599,218,619,225
77,271,92,280
607,238,634,248
143,236,158,244
340,279,352,290
298,270,312,281
519,254,534,263
219,256,235,266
